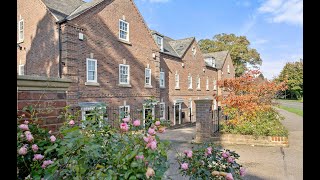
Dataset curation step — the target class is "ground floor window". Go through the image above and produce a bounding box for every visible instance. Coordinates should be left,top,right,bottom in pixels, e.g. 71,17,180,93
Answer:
119,105,130,119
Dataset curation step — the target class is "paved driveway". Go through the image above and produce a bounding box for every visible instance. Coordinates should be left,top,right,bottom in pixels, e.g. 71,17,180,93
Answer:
158,108,303,180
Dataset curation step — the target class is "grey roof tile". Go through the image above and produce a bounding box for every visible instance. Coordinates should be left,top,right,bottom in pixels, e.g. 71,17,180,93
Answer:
67,0,106,20
41,0,85,21
203,51,229,69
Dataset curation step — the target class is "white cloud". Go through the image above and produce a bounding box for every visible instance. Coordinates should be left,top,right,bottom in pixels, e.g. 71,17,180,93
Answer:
258,0,303,26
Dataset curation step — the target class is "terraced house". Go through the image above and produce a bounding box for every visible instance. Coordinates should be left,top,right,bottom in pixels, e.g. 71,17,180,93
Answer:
17,0,235,127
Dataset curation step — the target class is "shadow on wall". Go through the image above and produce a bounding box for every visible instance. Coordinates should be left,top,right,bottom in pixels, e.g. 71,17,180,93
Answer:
25,12,59,77
62,1,159,105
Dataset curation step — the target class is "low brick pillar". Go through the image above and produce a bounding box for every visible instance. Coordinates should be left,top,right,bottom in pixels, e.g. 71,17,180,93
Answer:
194,99,213,143
17,75,72,133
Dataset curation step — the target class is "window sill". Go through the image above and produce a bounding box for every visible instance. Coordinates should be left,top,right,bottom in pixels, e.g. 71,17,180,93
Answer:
118,39,132,46
196,88,201,91
206,89,210,91
188,88,193,91
85,82,100,86
17,40,24,44
118,84,132,87
145,85,153,89
160,86,166,89
175,87,180,90
213,89,217,91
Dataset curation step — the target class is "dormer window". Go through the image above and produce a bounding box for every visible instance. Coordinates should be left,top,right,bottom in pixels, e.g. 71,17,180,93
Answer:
212,58,216,67
205,57,216,68
156,36,163,52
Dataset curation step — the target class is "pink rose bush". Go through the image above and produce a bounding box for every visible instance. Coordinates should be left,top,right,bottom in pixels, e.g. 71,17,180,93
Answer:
177,143,245,179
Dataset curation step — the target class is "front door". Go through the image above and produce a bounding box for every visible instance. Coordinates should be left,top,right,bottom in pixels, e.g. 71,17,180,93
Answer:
174,103,181,125
143,106,154,128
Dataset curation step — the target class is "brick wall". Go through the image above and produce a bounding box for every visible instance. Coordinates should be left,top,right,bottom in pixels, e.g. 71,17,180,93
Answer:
194,99,214,143
17,0,60,77
17,75,72,133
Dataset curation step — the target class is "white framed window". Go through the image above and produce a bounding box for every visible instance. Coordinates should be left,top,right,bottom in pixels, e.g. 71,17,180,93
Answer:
227,64,230,73
119,105,130,119
156,36,163,52
175,72,180,89
119,19,129,41
145,68,151,86
213,79,217,90
160,71,165,88
206,77,209,90
119,64,130,84
18,64,25,75
213,99,217,110
192,46,196,56
159,102,165,120
196,76,200,90
188,99,193,119
188,74,192,89
86,58,97,83
18,19,24,42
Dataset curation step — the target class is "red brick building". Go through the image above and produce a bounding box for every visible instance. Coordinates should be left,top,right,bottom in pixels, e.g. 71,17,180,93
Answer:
17,0,235,126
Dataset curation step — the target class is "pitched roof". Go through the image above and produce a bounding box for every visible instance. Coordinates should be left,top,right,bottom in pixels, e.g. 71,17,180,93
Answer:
203,51,229,69
150,30,194,58
67,0,106,20
41,0,85,21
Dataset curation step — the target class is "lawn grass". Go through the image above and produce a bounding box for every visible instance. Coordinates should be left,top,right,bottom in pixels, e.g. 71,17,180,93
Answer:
278,105,303,116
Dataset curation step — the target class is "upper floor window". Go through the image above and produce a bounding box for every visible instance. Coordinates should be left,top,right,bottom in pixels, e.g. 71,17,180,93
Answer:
175,72,180,89
119,19,129,41
86,58,97,83
213,79,217,90
188,74,192,89
192,46,196,56
160,71,165,88
18,64,25,75
196,75,200,90
227,64,230,73
119,64,130,85
206,77,209,90
18,19,24,42
156,36,163,52
145,67,151,86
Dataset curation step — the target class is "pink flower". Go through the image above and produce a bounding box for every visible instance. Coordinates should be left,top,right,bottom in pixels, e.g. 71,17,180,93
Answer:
222,152,229,158
19,124,29,131
227,157,234,163
155,121,160,126
226,173,234,180
69,120,75,126
240,167,246,176
148,128,156,135
50,135,56,143
135,155,144,160
24,120,29,124
122,117,130,123
184,150,192,158
41,160,54,169
120,123,129,132
146,167,155,178
143,136,151,143
24,131,31,136
18,145,27,155
133,120,141,127
207,147,212,155
150,141,157,150
33,154,44,161
26,134,34,142
181,163,188,170
20,134,24,138
32,144,39,152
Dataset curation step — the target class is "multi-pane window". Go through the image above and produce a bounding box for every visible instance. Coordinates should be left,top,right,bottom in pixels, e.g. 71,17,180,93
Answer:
175,73,180,89
119,64,130,84
156,36,163,51
196,76,200,89
18,19,24,42
160,71,165,88
18,64,25,75
119,19,129,41
86,58,97,82
206,77,209,90
145,68,151,86
159,103,165,119
188,74,192,89
213,79,217,90
119,105,130,119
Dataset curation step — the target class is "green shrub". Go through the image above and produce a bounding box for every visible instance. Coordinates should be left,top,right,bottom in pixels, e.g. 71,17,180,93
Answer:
220,108,288,137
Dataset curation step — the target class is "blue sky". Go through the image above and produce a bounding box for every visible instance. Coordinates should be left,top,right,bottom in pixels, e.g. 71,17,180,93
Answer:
85,0,303,79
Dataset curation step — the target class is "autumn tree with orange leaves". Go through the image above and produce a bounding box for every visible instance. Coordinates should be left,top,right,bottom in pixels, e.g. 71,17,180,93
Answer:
217,70,287,126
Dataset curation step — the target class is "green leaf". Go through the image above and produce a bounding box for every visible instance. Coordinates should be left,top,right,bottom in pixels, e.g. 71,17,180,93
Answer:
44,144,58,154
130,162,139,168
128,175,137,180
124,170,133,179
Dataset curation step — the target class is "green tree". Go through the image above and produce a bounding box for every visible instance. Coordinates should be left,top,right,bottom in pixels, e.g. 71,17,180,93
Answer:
276,61,303,99
199,33,262,77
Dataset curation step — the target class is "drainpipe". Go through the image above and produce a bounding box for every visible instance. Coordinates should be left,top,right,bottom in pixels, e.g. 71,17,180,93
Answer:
57,19,67,78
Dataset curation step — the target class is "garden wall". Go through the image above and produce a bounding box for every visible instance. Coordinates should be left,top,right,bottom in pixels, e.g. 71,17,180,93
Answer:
17,75,72,132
